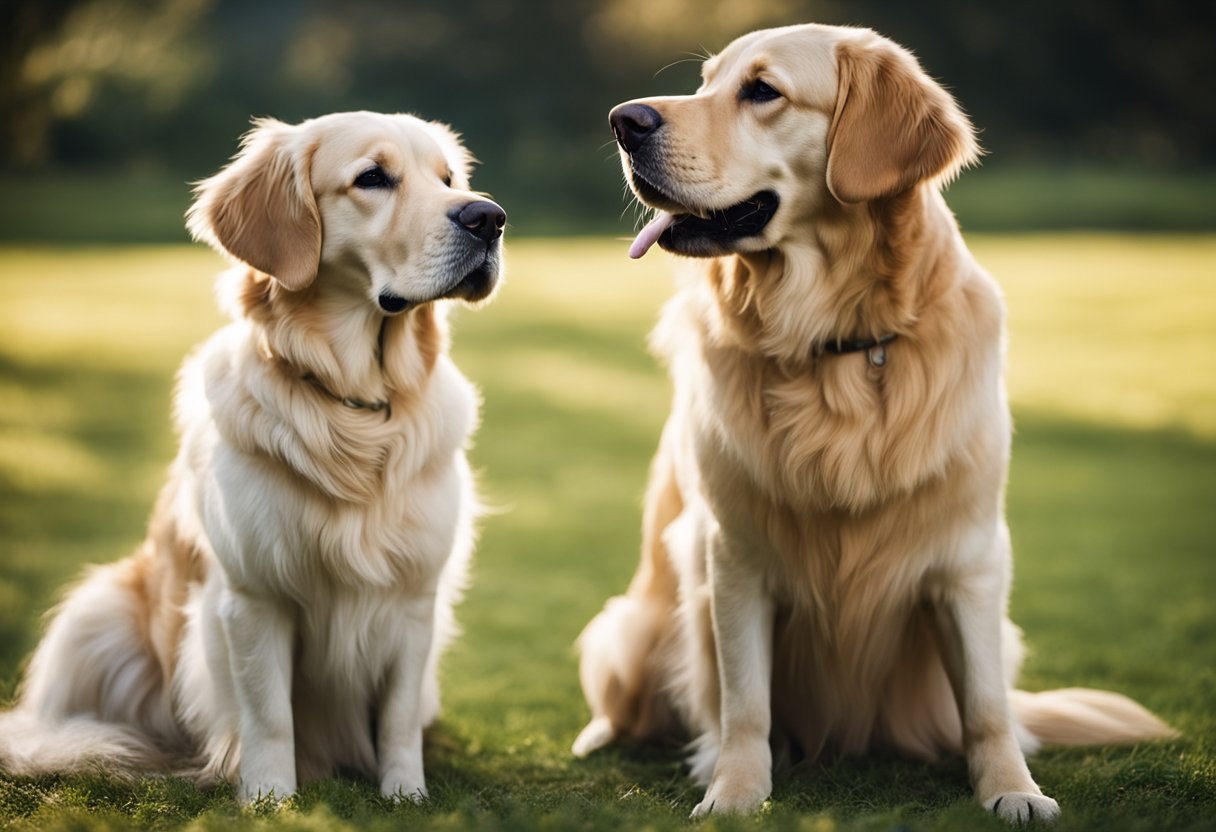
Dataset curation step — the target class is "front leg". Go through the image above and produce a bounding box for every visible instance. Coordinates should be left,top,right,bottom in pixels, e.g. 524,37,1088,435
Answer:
219,588,297,804
934,536,1060,824
378,594,437,803
691,526,774,818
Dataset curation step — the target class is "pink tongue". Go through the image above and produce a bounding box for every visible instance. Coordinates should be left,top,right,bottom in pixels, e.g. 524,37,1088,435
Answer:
628,211,676,259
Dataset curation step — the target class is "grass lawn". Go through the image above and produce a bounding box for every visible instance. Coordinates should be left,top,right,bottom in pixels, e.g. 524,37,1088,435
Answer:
0,236,1214,831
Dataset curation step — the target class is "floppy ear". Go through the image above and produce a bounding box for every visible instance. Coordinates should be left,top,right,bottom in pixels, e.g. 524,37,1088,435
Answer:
187,118,321,291
826,36,980,204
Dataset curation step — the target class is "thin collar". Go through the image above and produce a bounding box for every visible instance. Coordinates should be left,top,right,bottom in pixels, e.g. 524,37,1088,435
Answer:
299,317,393,417
302,372,391,417
816,333,898,367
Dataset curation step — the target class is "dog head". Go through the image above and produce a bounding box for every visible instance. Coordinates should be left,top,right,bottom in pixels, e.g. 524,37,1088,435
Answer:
188,111,505,313
613,24,980,258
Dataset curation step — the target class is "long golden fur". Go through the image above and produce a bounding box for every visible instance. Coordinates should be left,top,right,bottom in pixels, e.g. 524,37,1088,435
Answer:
0,111,506,803
575,23,1175,822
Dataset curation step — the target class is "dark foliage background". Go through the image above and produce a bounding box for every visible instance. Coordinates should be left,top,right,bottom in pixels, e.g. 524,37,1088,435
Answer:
1,0,1213,237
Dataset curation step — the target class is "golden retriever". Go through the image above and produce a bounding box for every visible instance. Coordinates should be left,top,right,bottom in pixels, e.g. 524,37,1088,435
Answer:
0,111,505,803
574,23,1175,822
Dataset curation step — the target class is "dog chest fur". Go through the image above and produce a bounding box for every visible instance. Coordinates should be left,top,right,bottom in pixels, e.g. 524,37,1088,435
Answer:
657,241,1009,515
181,320,476,593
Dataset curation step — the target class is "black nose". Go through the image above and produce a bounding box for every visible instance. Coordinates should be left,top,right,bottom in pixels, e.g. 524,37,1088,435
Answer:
378,292,409,313
451,200,506,243
610,103,663,154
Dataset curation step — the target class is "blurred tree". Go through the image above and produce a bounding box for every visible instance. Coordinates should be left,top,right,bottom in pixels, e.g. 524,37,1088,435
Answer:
1,0,1212,232
1,0,90,165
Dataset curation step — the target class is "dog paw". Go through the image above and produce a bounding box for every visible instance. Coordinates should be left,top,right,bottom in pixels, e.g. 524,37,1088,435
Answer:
985,792,1060,824
689,772,770,818
238,780,295,806
572,716,615,758
383,786,427,805
381,766,428,804
381,780,428,804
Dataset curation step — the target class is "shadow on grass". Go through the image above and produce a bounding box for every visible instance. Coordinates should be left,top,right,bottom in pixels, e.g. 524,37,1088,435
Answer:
1,333,1213,830
0,352,179,676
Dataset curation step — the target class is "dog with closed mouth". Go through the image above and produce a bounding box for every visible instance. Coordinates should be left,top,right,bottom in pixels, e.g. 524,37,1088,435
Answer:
574,23,1175,822
0,111,504,803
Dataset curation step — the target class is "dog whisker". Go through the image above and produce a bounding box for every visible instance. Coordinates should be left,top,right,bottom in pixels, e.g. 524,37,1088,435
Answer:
654,54,707,79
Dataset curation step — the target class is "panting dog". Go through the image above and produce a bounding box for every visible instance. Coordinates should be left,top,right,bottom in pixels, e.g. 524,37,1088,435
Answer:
574,24,1175,822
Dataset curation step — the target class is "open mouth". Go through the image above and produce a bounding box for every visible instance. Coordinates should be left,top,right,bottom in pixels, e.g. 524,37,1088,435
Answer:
627,169,779,259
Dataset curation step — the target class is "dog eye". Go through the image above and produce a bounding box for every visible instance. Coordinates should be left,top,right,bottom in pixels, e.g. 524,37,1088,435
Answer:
741,80,782,103
353,165,392,189
442,172,453,187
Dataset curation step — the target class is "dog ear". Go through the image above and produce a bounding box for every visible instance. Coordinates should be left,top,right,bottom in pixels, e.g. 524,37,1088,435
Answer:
826,36,980,204
187,118,321,291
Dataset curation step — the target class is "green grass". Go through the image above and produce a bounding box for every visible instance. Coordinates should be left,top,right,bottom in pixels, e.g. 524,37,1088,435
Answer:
0,237,1214,831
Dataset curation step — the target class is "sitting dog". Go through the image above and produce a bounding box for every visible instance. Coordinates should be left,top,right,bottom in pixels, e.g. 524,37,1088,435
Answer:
0,111,505,803
574,24,1175,822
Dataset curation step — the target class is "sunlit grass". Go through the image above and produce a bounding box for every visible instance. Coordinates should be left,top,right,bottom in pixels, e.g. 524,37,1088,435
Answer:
1,237,1212,437
1,237,1214,831
976,234,1216,438
0,247,224,369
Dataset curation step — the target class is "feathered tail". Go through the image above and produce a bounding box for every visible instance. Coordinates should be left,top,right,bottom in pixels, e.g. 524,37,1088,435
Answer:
0,557,182,779
1011,687,1178,748
0,709,168,777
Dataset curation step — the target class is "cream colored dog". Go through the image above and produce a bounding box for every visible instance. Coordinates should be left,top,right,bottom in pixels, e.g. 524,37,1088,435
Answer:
574,24,1175,822
0,111,505,803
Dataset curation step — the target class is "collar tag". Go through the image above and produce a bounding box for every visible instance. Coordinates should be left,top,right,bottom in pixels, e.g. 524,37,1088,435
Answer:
818,332,897,365
302,372,391,417
341,396,389,413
